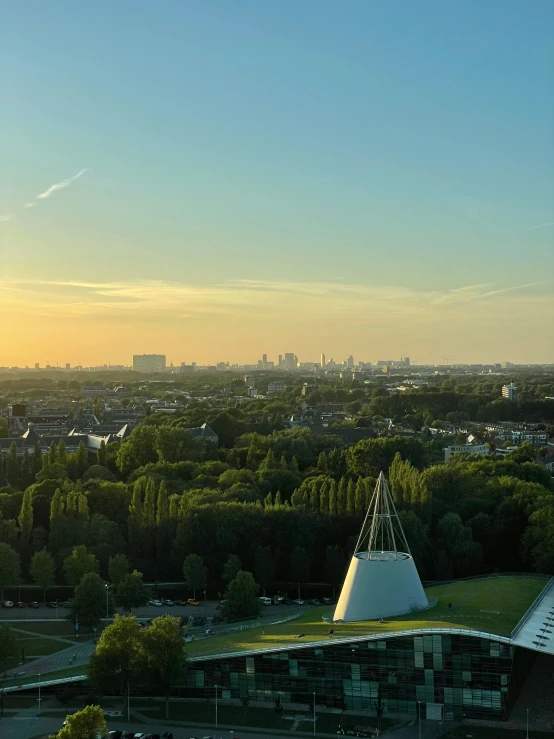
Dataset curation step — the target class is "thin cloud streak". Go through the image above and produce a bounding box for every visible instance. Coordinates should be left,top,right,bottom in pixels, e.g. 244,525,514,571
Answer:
36,169,89,200
24,202,36,209
435,282,545,304
530,221,554,230
0,215,13,222
1,278,548,319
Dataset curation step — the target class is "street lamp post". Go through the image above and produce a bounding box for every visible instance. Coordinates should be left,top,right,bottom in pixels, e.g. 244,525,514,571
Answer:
105,584,109,621
215,684,218,728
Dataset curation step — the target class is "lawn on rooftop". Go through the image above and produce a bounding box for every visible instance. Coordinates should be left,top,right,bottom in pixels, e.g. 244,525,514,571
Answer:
186,576,547,658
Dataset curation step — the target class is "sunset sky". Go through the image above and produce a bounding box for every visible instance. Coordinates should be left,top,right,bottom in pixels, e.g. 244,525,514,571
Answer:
1,1,553,367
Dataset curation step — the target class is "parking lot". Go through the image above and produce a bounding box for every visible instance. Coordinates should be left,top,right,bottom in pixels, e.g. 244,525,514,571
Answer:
0,597,325,623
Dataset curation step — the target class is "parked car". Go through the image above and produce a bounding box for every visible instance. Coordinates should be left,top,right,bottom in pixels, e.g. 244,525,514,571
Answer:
3,601,14,608
309,599,321,605
272,596,283,604
161,733,174,739
15,601,26,608
292,599,304,605
29,601,40,608
46,601,58,608
161,599,174,606
108,732,123,739
259,596,272,606
148,599,163,607
281,598,293,605
174,599,186,606
187,598,200,606
322,597,334,604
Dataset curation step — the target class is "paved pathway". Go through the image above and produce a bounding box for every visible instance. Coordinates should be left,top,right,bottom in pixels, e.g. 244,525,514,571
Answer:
11,627,77,646
5,640,96,680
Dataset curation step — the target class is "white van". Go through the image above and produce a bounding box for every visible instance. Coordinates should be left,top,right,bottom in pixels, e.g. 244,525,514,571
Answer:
259,596,272,606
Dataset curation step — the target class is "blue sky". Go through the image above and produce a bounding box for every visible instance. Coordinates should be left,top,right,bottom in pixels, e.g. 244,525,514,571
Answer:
1,1,553,364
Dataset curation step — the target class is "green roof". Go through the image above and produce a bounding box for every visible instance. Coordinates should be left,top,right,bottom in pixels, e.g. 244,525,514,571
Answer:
187,575,548,660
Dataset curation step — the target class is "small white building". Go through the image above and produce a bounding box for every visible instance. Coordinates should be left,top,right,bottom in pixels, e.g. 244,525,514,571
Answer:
444,443,489,460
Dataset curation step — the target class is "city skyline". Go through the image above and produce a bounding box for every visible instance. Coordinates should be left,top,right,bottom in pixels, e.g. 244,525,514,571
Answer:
3,353,544,372
1,2,553,365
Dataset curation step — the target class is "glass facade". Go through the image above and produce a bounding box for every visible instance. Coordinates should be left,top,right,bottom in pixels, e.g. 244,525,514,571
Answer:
181,633,535,720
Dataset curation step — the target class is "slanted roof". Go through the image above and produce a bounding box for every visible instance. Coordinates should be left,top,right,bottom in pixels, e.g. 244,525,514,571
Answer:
20,426,46,448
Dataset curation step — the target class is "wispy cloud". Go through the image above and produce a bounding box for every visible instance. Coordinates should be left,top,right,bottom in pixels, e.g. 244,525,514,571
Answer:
435,282,545,305
0,278,548,323
24,202,36,209
0,214,13,222
36,169,89,200
530,221,554,230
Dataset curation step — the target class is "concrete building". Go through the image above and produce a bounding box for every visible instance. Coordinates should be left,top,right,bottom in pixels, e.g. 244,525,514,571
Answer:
502,383,517,401
444,443,489,460
284,353,298,371
333,473,428,622
267,382,287,395
132,354,166,373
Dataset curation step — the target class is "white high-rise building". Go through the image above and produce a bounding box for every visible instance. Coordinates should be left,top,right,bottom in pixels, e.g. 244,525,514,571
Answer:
321,353,326,368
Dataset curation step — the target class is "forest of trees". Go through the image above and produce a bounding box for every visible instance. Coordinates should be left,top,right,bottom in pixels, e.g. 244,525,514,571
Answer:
1,411,554,603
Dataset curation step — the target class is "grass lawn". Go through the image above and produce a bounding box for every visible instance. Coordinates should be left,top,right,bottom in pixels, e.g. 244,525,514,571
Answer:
186,576,547,658
5,621,85,639
444,726,552,738
1,621,91,672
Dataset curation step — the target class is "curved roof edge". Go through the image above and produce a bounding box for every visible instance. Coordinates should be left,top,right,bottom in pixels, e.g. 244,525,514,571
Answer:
189,627,513,663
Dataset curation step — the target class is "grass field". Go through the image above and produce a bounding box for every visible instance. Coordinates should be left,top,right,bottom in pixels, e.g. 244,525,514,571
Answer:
1,620,90,674
186,576,547,658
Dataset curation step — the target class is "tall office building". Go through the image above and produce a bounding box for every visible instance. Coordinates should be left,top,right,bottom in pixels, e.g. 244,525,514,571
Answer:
132,354,166,373
403,356,411,367
320,353,326,368
346,355,354,369
284,353,298,371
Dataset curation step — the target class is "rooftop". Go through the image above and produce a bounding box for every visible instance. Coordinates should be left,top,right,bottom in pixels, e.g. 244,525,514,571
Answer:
186,575,548,660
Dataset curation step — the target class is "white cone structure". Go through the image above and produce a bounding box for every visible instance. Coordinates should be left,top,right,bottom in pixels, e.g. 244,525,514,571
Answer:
333,472,428,622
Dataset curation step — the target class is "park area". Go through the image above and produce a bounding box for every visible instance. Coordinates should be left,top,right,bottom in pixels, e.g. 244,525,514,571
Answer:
185,575,548,658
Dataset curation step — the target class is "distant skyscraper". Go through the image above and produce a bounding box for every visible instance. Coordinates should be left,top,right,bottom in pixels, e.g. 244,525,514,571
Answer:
284,353,298,371
278,354,283,368
133,354,166,373
262,353,267,365
34,363,40,370
321,353,326,368
403,356,411,367
347,355,354,369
